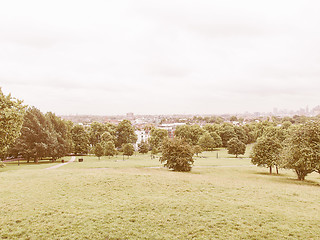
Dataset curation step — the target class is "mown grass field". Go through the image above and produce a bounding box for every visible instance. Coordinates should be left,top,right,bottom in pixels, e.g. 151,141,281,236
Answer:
1,147,320,239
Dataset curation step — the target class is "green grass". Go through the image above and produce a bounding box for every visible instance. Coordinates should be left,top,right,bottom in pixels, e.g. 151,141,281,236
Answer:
1,148,320,239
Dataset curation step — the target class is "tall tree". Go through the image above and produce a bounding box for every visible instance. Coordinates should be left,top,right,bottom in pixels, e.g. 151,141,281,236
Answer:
0,89,25,159
46,112,72,160
116,120,137,148
281,122,320,180
71,125,89,155
9,107,51,163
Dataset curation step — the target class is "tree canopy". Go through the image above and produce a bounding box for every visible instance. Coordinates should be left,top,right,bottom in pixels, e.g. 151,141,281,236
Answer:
160,138,194,172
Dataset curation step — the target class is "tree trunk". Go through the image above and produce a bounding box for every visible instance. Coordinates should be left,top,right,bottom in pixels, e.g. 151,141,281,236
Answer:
296,169,306,181
276,165,279,174
269,166,272,174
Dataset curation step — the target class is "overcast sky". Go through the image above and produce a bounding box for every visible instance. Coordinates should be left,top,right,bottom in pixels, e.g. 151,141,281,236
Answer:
1,0,320,115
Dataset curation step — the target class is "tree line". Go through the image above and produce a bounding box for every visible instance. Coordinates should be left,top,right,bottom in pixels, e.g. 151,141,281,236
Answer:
2,88,320,180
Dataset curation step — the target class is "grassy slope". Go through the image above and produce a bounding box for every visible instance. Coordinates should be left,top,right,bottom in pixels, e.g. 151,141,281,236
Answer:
1,148,320,239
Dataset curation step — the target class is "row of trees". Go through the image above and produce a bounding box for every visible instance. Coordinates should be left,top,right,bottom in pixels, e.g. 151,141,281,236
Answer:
0,88,138,162
251,121,320,180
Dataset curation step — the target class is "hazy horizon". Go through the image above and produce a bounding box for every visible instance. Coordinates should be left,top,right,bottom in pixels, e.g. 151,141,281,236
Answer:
1,0,320,115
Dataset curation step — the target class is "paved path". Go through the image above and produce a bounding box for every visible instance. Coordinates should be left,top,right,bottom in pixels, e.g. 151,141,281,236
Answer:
46,156,76,170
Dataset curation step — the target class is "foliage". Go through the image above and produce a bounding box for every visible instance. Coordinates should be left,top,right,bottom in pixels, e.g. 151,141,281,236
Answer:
198,132,217,151
71,124,89,155
160,138,194,172
122,143,134,158
138,140,149,154
148,128,168,150
281,121,320,180
193,145,203,156
104,141,117,158
174,124,204,146
251,136,282,174
0,89,26,159
227,137,246,158
116,120,137,148
46,112,72,160
9,107,52,162
88,122,108,147
218,123,236,147
94,142,104,159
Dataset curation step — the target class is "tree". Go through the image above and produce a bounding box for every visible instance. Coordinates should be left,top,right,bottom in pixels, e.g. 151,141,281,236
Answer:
71,125,89,155
104,141,116,158
116,120,137,148
198,132,217,151
218,123,236,147
160,138,194,172
138,140,149,154
0,89,25,159
281,122,320,180
46,112,72,160
148,128,168,150
122,143,134,158
9,107,51,163
251,136,282,174
193,145,203,156
94,142,104,159
88,122,108,147
174,124,204,146
227,137,246,158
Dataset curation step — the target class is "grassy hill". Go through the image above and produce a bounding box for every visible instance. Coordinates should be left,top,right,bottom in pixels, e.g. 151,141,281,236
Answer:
1,148,320,239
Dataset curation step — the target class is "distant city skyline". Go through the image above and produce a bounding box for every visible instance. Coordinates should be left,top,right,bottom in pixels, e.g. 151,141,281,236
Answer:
1,0,320,115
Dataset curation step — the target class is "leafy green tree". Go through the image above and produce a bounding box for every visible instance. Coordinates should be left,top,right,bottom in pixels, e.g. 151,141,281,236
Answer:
281,122,320,180
174,124,204,146
227,137,246,158
234,126,248,145
101,131,115,143
160,138,194,172
9,107,51,163
0,89,25,159
105,141,116,158
46,112,72,160
218,123,236,147
94,142,104,159
88,122,108,147
116,120,137,148
71,125,89,155
138,140,149,154
193,145,203,156
198,132,216,151
251,136,282,174
122,143,134,158
148,128,168,150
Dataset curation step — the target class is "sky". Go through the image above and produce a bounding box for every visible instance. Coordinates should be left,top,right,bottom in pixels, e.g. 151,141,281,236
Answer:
1,0,320,115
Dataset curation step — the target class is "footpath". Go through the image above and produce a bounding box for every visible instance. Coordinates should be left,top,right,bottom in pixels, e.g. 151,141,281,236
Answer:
45,156,76,170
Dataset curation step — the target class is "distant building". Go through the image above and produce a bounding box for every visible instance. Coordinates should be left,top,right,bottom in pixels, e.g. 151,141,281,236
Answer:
134,130,150,150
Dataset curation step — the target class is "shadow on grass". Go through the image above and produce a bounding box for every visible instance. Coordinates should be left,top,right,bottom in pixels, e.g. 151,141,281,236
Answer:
253,170,320,187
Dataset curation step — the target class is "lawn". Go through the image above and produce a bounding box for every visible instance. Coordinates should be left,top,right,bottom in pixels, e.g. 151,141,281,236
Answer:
1,148,320,239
